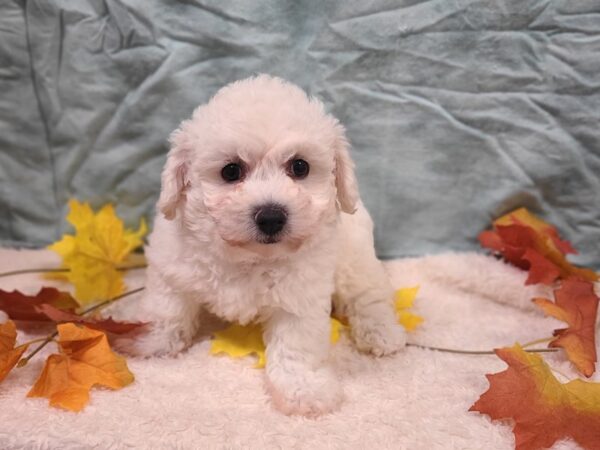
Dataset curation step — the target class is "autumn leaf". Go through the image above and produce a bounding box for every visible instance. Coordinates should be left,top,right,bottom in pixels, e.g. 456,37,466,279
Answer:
533,279,598,377
479,208,598,285
0,288,146,335
49,199,147,305
28,323,134,412
0,320,28,383
330,317,348,343
470,344,600,450
0,287,78,321
35,304,148,335
394,286,424,331
211,286,422,367
210,318,347,368
494,208,577,255
210,323,266,368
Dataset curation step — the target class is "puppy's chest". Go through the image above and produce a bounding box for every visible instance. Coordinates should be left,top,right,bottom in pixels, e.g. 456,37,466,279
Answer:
204,265,289,324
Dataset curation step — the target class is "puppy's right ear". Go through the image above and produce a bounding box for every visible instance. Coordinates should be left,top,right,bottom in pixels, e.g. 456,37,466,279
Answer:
157,126,192,220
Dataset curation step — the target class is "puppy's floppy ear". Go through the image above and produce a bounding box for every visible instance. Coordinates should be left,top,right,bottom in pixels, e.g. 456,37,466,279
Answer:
334,128,359,214
157,125,192,220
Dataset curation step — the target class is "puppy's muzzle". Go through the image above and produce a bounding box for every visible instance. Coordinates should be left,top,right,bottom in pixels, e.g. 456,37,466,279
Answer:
254,204,287,237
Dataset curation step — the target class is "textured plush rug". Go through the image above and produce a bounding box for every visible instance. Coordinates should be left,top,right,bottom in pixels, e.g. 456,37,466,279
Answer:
0,248,595,450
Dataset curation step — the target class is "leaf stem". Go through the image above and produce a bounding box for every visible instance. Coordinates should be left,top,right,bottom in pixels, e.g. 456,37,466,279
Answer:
406,343,558,355
17,337,53,348
521,337,553,348
80,287,146,316
0,265,147,279
16,286,146,367
17,331,58,367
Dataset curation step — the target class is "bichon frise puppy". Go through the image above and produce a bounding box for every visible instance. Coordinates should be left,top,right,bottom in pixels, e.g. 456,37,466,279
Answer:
124,75,406,416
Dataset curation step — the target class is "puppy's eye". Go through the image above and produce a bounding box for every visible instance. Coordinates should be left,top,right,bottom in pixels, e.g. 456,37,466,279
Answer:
221,163,244,183
288,159,310,179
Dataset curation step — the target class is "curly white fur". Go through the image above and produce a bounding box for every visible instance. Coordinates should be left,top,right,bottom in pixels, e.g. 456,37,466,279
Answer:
119,75,406,416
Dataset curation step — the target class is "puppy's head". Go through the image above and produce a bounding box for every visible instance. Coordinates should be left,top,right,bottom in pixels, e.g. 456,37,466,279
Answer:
158,75,358,256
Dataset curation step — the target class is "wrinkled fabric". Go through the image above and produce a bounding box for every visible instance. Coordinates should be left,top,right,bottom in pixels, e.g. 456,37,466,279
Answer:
0,0,599,268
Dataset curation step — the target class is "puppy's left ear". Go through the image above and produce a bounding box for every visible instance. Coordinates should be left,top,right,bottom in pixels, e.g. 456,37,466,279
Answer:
157,124,192,220
334,128,359,214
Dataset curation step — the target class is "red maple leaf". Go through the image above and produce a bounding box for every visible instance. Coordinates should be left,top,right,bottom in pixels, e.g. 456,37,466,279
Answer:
0,287,78,321
0,288,147,335
470,345,600,450
478,208,598,285
533,279,598,377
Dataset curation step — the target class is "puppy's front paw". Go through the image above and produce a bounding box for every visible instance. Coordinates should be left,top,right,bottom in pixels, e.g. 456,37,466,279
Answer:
113,323,191,357
352,319,406,357
267,367,343,417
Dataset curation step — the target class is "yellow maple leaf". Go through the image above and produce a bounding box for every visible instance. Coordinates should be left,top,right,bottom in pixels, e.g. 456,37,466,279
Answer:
210,287,421,367
210,323,266,368
49,199,147,305
27,323,134,412
395,286,424,331
210,318,347,368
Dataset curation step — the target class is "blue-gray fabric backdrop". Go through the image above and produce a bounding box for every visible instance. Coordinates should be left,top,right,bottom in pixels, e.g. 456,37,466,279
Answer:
1,0,599,268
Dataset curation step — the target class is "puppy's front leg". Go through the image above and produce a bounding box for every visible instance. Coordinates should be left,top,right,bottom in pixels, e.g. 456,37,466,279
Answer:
263,308,343,417
336,206,406,356
337,254,407,356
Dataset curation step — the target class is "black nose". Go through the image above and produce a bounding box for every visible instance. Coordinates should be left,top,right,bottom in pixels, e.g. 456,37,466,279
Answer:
254,204,287,236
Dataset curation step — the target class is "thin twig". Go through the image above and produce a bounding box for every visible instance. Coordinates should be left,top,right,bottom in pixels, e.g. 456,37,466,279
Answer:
0,268,70,278
406,343,558,355
0,265,147,279
17,287,146,367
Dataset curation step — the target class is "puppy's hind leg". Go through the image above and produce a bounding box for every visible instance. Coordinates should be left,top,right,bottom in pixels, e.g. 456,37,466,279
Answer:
335,205,406,356
113,268,201,357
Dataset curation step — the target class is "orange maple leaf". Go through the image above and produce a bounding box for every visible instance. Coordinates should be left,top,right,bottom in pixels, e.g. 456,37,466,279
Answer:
470,344,600,450
479,208,598,285
0,320,28,383
28,323,134,412
533,279,598,377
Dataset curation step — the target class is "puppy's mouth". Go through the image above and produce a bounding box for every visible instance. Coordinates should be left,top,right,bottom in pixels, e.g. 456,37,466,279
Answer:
257,236,282,245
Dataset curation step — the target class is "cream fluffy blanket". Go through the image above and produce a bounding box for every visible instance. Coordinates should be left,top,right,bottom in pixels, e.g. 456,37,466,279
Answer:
0,249,594,449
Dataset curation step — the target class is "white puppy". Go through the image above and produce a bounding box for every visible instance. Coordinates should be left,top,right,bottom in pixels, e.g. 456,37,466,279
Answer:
124,75,406,416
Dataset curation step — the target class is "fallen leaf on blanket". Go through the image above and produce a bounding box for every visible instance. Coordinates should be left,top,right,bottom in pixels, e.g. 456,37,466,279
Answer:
28,323,134,412
533,279,598,377
495,207,577,255
0,288,146,335
210,323,266,368
470,344,600,450
0,287,78,321
394,286,423,331
210,318,347,368
0,320,28,383
48,199,147,305
330,317,348,342
478,208,598,285
36,304,148,335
